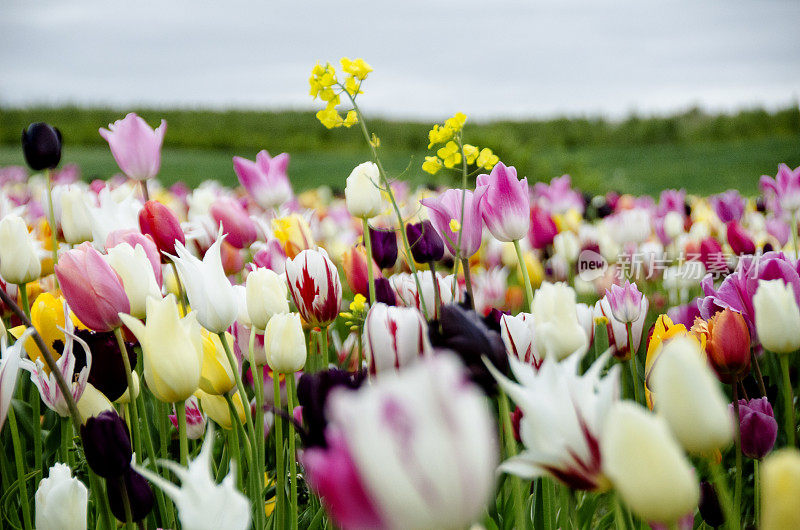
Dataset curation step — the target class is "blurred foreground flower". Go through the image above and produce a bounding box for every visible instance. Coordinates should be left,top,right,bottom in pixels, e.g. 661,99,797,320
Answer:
35,463,87,530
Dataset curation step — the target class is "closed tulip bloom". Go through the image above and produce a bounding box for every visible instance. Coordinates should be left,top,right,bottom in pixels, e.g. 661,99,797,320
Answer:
726,220,756,255
265,313,306,373
138,200,186,260
119,295,203,403
104,243,162,319
500,312,541,368
304,355,497,530
532,282,588,360
753,279,800,353
210,197,257,249
170,237,238,334
733,397,778,459
56,244,130,332
60,187,93,245
135,425,251,530
390,271,454,320
286,248,342,327
272,214,315,259
99,113,166,181
35,463,88,530
0,214,41,284
196,389,246,430
760,448,800,529
368,227,398,269
699,308,751,383
106,468,155,523
22,122,62,171
233,150,292,210
363,303,431,375
420,186,488,258
199,331,236,395
602,402,699,525
341,245,381,298
0,329,31,430
372,277,397,305
80,410,132,478
405,220,444,263
169,396,206,440
605,280,644,324
245,267,289,331
651,336,733,454
760,164,800,214
345,162,382,218
528,207,557,250
105,229,163,287
76,383,115,423
476,162,530,242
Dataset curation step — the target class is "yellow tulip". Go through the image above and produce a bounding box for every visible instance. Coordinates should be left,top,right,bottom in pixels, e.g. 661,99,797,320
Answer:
10,292,85,368
272,214,315,259
199,331,236,395
196,389,246,430
761,449,800,529
77,383,115,424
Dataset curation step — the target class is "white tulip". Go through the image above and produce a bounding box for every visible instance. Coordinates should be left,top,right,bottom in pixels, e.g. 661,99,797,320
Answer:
0,214,41,284
363,303,431,375
345,161,382,218
753,279,800,354
105,242,162,319
531,282,588,360
602,402,699,524
651,336,733,454
264,313,306,373
499,312,540,367
553,231,580,263
60,186,93,245
246,268,289,331
35,463,88,530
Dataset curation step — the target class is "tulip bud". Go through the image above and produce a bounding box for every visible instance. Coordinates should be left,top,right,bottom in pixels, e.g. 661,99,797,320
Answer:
56,244,130,332
369,227,398,269
726,220,756,255
699,309,750,383
60,187,94,245
233,151,293,209
210,197,257,249
272,214,315,259
35,463,88,530
363,303,431,375
663,210,685,239
105,229,163,287
553,231,580,263
733,397,777,459
246,268,289,331
532,282,588,360
528,206,557,250
605,281,644,324
104,243,162,319
106,468,155,522
265,313,306,373
345,162,382,218
198,331,236,395
651,336,733,454
341,245,381,298
499,312,541,368
372,277,397,305
601,402,699,525
196,389,246,430
761,448,800,529
0,214,42,285
286,248,342,327
405,220,444,263
80,410,132,478
22,122,62,171
476,162,530,242
753,279,800,353
99,113,165,181
138,200,185,260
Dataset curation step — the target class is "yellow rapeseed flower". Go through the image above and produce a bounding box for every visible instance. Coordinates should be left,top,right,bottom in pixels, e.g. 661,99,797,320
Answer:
437,141,462,168
316,105,343,129
340,57,372,80
427,124,453,149
422,156,443,175
343,110,358,128
444,112,467,132
344,76,362,97
350,294,367,313
476,147,499,170
463,144,479,165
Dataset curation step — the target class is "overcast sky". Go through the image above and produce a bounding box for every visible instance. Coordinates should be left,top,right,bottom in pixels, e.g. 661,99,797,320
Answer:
1,0,798,120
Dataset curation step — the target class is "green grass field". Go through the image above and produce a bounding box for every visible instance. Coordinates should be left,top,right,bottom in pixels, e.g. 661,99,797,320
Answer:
1,106,798,196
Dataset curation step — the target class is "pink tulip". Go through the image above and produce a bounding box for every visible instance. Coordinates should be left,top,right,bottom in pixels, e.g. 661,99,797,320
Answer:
420,186,487,258
766,217,790,247
605,280,644,323
760,164,800,213
286,248,342,327
210,197,257,249
249,239,287,275
232,151,293,209
139,200,186,260
476,162,530,242
106,229,163,287
55,243,130,331
710,190,745,223
528,206,557,250
533,175,584,214
99,113,166,181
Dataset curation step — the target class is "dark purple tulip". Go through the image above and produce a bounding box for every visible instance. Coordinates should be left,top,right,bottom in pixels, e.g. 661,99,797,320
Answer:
80,411,132,478
726,221,756,256
297,368,367,448
369,227,398,269
371,277,396,306
106,468,155,522
68,329,137,402
21,122,62,171
406,221,444,263
733,397,778,459
698,481,725,528
428,303,509,396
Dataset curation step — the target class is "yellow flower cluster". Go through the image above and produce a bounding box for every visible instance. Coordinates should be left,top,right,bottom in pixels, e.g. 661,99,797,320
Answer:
422,112,499,175
309,58,372,129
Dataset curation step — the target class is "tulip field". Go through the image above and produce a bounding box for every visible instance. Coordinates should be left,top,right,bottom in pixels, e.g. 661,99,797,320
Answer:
3,58,800,530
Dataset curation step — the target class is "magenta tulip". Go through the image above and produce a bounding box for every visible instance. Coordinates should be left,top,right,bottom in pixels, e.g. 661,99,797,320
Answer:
56,244,130,331
726,221,756,256
732,397,778,459
209,197,257,249
138,200,185,260
420,186,487,258
476,162,530,242
99,113,166,181
528,206,557,249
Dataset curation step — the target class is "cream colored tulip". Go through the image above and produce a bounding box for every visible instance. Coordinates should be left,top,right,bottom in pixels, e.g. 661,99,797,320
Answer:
0,214,41,284
105,242,162,319
264,313,306,373
76,383,114,423
196,389,246,430
761,448,800,529
345,162,382,219
754,279,800,354
245,268,289,331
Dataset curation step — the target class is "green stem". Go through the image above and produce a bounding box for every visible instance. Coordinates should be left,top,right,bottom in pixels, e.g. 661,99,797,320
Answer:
175,400,188,466
732,383,742,514
320,325,330,367
61,416,72,466
461,258,474,310
139,390,170,528
8,405,33,530
218,331,257,478
45,169,60,287
88,469,115,530
627,323,643,405
779,354,795,447
429,262,442,316
114,327,142,464
286,375,299,530
709,458,737,530
343,87,429,319
362,218,377,306
20,283,43,475
140,180,150,202
224,394,245,493
272,370,286,527
118,475,136,530
498,389,526,530
513,239,534,312
249,327,266,530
